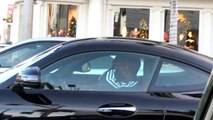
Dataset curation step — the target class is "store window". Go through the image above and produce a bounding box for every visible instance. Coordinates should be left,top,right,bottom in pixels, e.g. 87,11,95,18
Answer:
113,8,150,39
164,10,199,51
47,4,77,37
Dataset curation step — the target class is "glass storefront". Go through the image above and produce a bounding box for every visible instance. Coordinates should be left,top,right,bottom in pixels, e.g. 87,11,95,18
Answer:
113,8,150,39
47,4,77,37
113,8,199,51
164,10,199,51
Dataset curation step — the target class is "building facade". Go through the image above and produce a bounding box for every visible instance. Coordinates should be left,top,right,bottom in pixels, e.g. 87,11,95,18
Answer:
0,0,15,44
10,0,213,57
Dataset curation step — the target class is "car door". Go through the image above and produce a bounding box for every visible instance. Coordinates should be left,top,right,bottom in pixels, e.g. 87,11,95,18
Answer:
149,58,210,120
194,69,213,120
1,51,164,120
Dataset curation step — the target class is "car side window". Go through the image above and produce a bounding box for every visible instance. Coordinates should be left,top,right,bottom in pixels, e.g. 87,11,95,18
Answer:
40,51,160,92
152,59,209,92
0,42,58,67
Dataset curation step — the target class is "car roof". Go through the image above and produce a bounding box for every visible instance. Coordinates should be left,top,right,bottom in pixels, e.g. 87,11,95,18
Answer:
0,37,75,52
16,37,75,43
27,37,76,41
61,37,213,72
0,44,10,48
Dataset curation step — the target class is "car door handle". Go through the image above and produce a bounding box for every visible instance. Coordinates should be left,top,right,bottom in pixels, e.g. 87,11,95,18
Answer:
97,103,136,117
97,106,136,112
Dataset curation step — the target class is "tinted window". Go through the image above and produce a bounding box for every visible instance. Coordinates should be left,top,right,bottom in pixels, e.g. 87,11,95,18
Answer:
40,51,160,92
0,42,58,67
152,59,209,92
38,51,209,93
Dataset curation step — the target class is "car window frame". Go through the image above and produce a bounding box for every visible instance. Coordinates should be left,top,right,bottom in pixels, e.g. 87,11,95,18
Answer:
40,51,160,92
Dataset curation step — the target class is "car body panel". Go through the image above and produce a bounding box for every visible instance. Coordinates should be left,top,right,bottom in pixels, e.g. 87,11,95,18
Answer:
0,89,164,119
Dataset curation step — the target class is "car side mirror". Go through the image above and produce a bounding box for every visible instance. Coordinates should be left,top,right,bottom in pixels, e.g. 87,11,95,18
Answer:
10,67,52,105
16,66,41,89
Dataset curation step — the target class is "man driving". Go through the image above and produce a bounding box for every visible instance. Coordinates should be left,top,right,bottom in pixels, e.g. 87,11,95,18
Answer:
99,54,141,90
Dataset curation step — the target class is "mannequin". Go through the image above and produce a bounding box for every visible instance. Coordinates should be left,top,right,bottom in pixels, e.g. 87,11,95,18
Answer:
184,31,195,50
121,23,127,37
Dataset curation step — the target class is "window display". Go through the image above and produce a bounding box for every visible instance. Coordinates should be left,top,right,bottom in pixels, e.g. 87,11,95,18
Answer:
184,31,195,49
164,10,199,50
113,8,150,39
47,4,77,37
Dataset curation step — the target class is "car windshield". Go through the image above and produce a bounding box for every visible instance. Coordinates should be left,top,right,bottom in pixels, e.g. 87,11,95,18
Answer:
0,44,62,84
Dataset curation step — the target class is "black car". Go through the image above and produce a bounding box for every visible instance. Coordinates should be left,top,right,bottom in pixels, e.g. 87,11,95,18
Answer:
0,37,213,120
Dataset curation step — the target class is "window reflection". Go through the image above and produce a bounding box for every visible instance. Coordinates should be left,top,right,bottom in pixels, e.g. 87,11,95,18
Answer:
47,4,77,37
164,10,199,51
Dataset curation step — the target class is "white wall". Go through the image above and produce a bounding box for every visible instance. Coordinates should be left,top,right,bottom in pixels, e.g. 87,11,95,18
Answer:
86,0,105,37
32,1,43,38
199,9,213,57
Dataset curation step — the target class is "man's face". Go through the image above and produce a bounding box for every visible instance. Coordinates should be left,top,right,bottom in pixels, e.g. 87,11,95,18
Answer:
113,59,129,75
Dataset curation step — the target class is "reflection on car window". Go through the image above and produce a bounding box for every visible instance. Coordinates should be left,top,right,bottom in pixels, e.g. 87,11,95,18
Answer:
0,42,58,67
160,63,184,73
40,51,160,92
73,56,114,75
154,59,209,92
